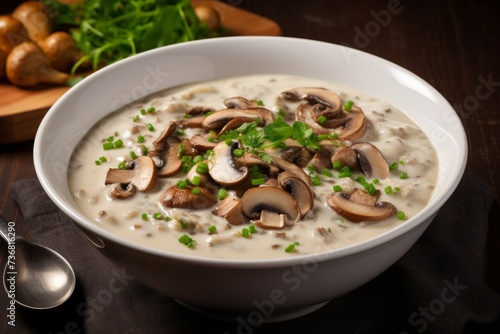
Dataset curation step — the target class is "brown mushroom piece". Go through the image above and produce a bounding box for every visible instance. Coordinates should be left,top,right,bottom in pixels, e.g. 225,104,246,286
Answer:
280,147,313,167
212,195,249,225
190,134,217,151
160,185,217,210
271,155,311,186
351,142,390,179
201,108,274,132
241,186,300,225
109,183,137,199
224,97,260,109
326,189,396,223
296,103,366,141
278,171,314,218
105,156,158,196
310,149,332,172
0,49,6,78
6,41,69,86
0,15,29,55
330,146,358,170
254,210,290,229
149,136,183,177
187,160,219,193
282,87,342,110
39,31,84,72
208,140,249,186
12,1,53,43
236,153,279,178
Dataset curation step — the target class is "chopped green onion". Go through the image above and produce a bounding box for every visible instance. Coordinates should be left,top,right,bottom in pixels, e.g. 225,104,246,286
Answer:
137,135,145,143
208,225,217,234
130,151,137,159
365,183,376,195
141,145,148,155
107,136,114,142
285,241,299,253
322,168,333,177
233,149,245,157
117,161,126,169
394,186,400,192
251,178,266,186
182,114,192,119
178,143,185,157
178,234,195,248
312,178,321,186
257,100,264,106
191,187,201,195
241,228,250,238
332,160,342,171
217,189,228,200
330,131,339,140
397,211,406,220
333,185,342,192
99,156,107,162
196,162,209,174
338,166,352,178
373,178,380,184
385,186,393,195
113,139,123,148
344,100,354,111
317,115,327,124
95,160,101,165
248,225,257,234
132,115,140,122
147,107,155,113
140,108,147,115
390,162,399,170
193,155,203,164
177,179,188,189
400,172,408,179
146,123,155,131
152,212,163,220
103,142,114,150
177,128,185,136
191,175,202,186
164,216,172,222
141,213,148,221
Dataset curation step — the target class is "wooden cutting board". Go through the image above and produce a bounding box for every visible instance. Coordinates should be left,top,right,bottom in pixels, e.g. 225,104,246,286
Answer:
0,0,281,144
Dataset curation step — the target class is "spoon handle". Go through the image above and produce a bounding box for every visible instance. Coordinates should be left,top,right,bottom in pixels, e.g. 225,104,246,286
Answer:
0,216,16,244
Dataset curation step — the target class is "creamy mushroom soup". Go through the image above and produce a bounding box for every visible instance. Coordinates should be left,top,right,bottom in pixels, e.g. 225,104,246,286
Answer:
68,74,438,259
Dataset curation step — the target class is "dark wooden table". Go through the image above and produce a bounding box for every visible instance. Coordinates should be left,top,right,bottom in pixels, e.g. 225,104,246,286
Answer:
1,0,499,332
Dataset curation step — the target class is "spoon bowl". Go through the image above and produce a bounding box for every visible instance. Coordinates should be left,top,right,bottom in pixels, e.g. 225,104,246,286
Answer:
1,218,75,309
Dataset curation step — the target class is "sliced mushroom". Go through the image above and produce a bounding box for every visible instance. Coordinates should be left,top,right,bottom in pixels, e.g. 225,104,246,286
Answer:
296,103,366,141
109,183,137,199
105,156,158,193
254,210,290,229
224,96,260,109
236,153,279,178
159,185,217,209
241,186,300,224
191,134,217,151
176,115,205,129
351,142,390,179
330,146,358,170
212,195,249,225
180,137,197,157
282,87,342,110
186,106,215,116
271,155,311,186
278,171,314,218
201,108,274,131
218,117,255,135
208,140,249,186
326,189,396,223
148,136,182,177
152,121,177,150
280,147,313,168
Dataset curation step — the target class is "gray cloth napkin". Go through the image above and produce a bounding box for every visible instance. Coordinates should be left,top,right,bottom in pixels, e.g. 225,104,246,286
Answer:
7,174,500,334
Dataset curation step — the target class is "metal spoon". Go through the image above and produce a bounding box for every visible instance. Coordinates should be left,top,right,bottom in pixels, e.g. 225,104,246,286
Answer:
0,216,75,309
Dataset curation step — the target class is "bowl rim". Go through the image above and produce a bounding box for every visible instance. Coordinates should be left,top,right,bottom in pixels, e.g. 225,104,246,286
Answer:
34,36,467,268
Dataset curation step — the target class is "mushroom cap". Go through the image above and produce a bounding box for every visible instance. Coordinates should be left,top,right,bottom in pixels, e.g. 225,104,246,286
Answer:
271,155,311,186
160,185,217,210
351,142,390,179
109,183,137,199
201,108,273,131
241,186,300,223
12,1,53,42
0,14,29,54
208,140,249,186
326,191,396,223
224,96,260,109
190,134,218,151
278,171,314,218
105,156,158,192
330,146,358,170
282,87,342,110
149,136,183,177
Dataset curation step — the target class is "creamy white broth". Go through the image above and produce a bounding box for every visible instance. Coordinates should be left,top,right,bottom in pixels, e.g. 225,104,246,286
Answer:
68,74,438,259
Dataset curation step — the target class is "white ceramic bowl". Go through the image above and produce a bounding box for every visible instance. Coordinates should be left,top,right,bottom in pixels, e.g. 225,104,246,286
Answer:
34,36,467,322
